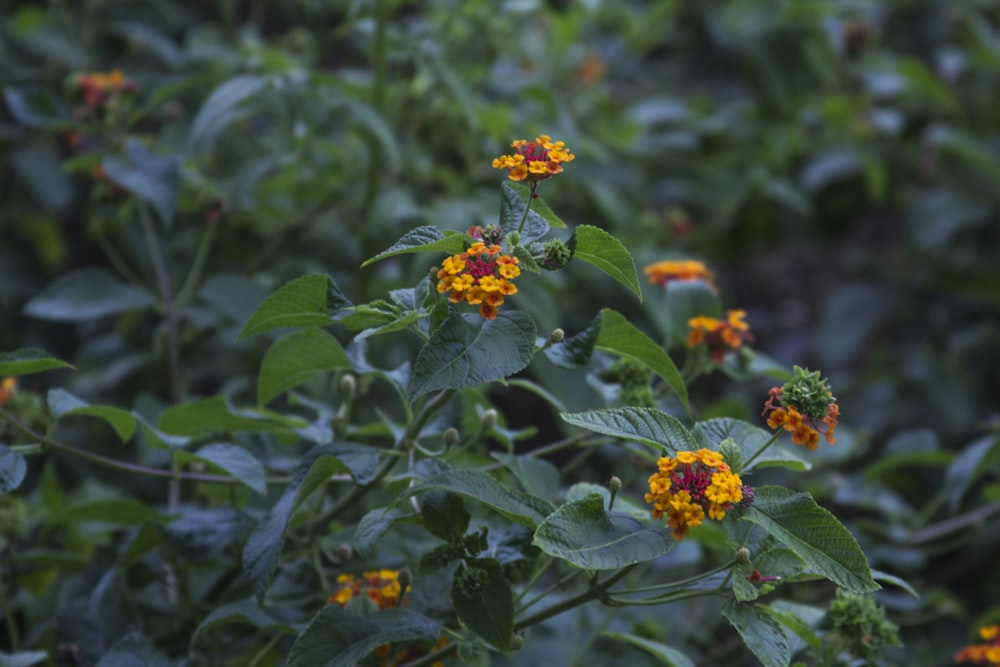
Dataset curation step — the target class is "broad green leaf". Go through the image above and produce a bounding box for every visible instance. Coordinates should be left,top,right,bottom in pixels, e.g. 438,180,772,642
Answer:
570,225,641,301
162,507,251,559
188,75,269,153
3,85,70,128
490,453,560,503
945,434,1000,511
339,303,398,331
47,389,136,442
532,494,675,569
287,606,439,667
499,182,549,243
559,407,697,454
353,311,423,342
741,486,879,594
50,499,164,527
452,559,513,651
603,632,695,667
767,601,825,651
120,521,163,567
0,446,27,494
243,446,380,600
190,598,297,652
22,268,155,321
719,438,744,474
565,482,649,521
102,141,180,228
174,444,267,495
871,569,919,598
507,182,567,228
158,396,303,436
695,419,809,471
238,274,352,340
355,507,416,557
407,310,536,402
258,329,351,405
0,650,49,667
543,313,601,369
404,468,551,528
596,310,687,410
0,348,73,376
421,491,471,542
133,413,190,450
721,599,791,667
361,226,466,267
94,632,172,667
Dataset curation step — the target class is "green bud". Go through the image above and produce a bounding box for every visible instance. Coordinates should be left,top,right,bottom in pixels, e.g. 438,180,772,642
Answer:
548,328,565,344
480,409,497,431
780,366,836,422
540,238,573,270
608,476,622,493
507,231,521,247
736,547,751,566
509,634,525,651
339,373,357,399
443,427,460,448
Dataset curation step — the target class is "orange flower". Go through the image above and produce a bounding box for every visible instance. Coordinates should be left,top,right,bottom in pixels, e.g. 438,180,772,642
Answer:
328,570,407,610
436,243,520,320
686,310,754,363
0,377,16,405
645,449,745,541
956,624,1000,665
493,135,574,183
761,368,840,449
643,260,715,291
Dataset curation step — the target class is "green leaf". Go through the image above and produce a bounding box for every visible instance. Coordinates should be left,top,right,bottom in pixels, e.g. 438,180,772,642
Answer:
405,468,551,528
258,329,351,405
158,396,302,436
174,444,267,495
570,225,642,301
0,650,49,667
47,389,136,442
102,141,180,228
452,559,514,651
421,491,471,543
721,599,791,667
243,446,379,600
0,348,73,376
0,446,27,494
603,632,695,667
507,182,567,227
741,486,879,594
190,598,297,652
238,274,352,340
559,407,697,454
490,453,560,503
188,75,269,153
532,494,675,569
407,310,536,402
287,606,439,667
565,482,649,521
596,310,687,410
719,438,744,474
767,601,824,651
871,569,919,598
695,419,809,472
354,507,416,557
945,434,1000,511
22,267,155,322
3,85,70,128
499,182,549,243
50,499,164,527
361,226,466,268
94,632,172,667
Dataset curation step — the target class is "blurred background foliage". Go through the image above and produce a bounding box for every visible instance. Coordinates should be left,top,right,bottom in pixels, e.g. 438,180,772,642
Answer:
2,0,999,665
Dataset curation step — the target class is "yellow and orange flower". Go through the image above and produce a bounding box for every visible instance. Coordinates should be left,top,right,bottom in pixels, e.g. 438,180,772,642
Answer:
643,260,715,291
0,377,16,406
761,367,840,450
686,310,753,363
492,135,574,183
956,624,1000,665
436,242,520,320
644,449,747,541
327,569,407,610
76,69,137,107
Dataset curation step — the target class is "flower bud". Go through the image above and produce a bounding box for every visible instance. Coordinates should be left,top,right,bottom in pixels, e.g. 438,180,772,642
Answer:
481,224,504,246
398,568,412,590
480,409,497,431
340,373,356,399
736,547,751,566
548,328,565,344
507,231,521,247
334,543,353,563
509,634,525,651
443,427,460,448
608,476,622,493
540,238,572,270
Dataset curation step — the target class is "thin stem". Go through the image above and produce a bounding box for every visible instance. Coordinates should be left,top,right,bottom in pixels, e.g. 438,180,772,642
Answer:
0,408,295,486
174,222,219,307
609,559,736,596
606,588,720,607
513,565,635,631
8,443,43,455
400,643,459,667
93,220,144,286
742,430,783,469
512,554,553,604
246,633,282,667
514,182,537,236
516,566,583,613
137,201,182,405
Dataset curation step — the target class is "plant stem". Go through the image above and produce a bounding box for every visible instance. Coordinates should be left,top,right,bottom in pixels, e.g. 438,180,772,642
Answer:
514,183,537,236
137,201,182,405
8,443,43,455
512,554,553,604
513,565,635,631
174,222,218,307
516,566,583,613
742,430,783,469
246,633,282,667
605,588,720,607
0,408,296,486
609,559,736,595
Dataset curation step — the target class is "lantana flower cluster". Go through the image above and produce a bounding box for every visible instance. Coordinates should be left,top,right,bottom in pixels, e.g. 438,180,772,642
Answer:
956,625,1000,665
76,69,138,108
687,310,753,362
492,135,574,183
644,259,715,291
327,569,406,609
0,377,15,406
761,366,839,450
436,242,520,320
645,449,747,541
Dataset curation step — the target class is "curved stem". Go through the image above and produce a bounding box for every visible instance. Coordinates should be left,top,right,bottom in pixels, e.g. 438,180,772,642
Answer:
605,588,720,607
516,566,583,613
512,554,553,605
174,222,218,308
514,182,537,236
742,430,782,469
609,559,736,596
513,564,635,631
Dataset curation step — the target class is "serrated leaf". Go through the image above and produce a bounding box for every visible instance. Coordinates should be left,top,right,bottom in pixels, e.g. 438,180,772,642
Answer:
767,601,825,651
102,140,180,228
560,407,697,454
287,606,439,667
421,491,471,542
741,486,879,594
158,396,302,436
543,314,601,369
354,507,416,557
353,311,423,342
511,244,541,273
22,267,155,322
596,310,687,410
695,419,809,471
243,445,381,600
404,468,551,528
603,632,695,667
94,632,172,667
490,453,560,503
190,598,297,652
174,444,267,495
565,482,649,520
720,438,744,474
407,310,536,402
532,494,675,569
507,182,567,227
47,389,136,442
361,226,466,267
0,445,27,494
570,225,641,301
453,559,513,651
0,348,73,376
721,599,791,667
499,182,549,243
238,274,351,340
162,507,252,560
258,329,351,405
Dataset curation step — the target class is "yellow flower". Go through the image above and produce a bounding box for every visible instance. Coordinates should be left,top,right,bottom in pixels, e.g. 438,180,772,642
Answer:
686,311,754,363
643,260,715,290
0,377,16,405
493,135,574,183
435,244,521,320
